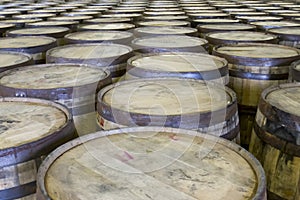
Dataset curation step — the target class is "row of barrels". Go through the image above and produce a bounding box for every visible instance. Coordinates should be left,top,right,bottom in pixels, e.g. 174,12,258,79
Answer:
0,0,299,199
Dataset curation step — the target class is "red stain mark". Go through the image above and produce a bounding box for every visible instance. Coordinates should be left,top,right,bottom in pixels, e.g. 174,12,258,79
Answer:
99,117,104,127
124,151,134,160
169,134,178,141
116,151,134,162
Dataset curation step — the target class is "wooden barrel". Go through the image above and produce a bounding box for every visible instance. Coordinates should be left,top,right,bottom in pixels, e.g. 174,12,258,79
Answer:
229,12,267,18
6,27,70,46
12,13,56,20
249,83,300,200
131,35,208,54
136,20,191,27
36,126,266,200
0,19,43,28
100,13,142,22
46,43,133,82
83,17,132,24
268,27,300,48
0,51,33,73
0,10,21,17
0,23,15,37
197,23,256,37
251,21,300,32
142,15,189,21
213,43,300,149
236,16,283,23
126,52,228,84
28,9,66,14
205,31,278,52
48,16,93,23
0,36,56,64
133,26,198,37
97,78,240,141
0,97,76,200
61,11,101,17
191,18,240,28
290,60,300,82
0,63,111,135
78,23,135,31
187,13,230,20
26,21,79,32
64,31,133,45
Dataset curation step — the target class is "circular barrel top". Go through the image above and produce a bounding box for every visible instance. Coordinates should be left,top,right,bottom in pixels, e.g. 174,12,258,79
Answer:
79,23,135,31
266,84,300,117
0,23,15,30
0,51,32,70
38,127,265,200
137,20,190,27
0,36,56,49
65,31,133,44
0,98,67,149
6,27,70,38
128,52,227,73
47,43,132,64
142,15,189,20
100,13,142,19
0,63,109,89
49,16,93,21
83,17,131,24
0,19,43,27
26,20,79,27
268,27,300,40
13,13,56,19
251,21,300,30
197,23,256,33
134,26,197,37
132,35,207,50
235,16,283,22
193,18,240,24
99,78,233,115
205,31,277,44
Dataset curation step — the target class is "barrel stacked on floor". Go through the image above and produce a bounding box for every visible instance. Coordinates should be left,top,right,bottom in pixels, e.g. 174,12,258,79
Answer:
1,0,300,199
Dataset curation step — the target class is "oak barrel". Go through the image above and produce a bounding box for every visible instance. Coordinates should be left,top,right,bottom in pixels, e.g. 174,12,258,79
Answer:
290,60,300,82
6,27,70,46
0,97,76,199
136,20,191,27
36,126,266,200
0,36,56,64
83,17,132,24
133,26,198,37
78,23,135,31
126,52,228,84
250,21,300,32
26,21,79,32
0,51,33,73
249,83,300,200
0,23,15,37
268,27,300,48
0,63,111,135
46,43,133,82
97,78,240,141
213,43,300,149
131,35,208,54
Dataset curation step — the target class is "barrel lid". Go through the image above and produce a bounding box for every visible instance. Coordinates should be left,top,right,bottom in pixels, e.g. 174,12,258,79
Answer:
100,78,233,115
229,11,267,16
0,36,56,49
7,27,70,37
61,11,100,17
100,13,142,18
188,13,229,18
197,23,256,32
0,10,21,15
251,21,300,30
213,43,300,66
268,27,300,40
79,23,135,30
13,13,56,19
0,19,43,25
0,23,15,29
28,9,66,14
222,8,255,12
26,20,79,27
134,26,197,36
0,63,109,89
65,31,133,42
47,43,133,63
132,35,207,49
106,9,145,13
38,126,265,200
193,18,240,24
83,17,131,23
205,31,277,44
0,97,68,150
142,15,189,20
137,20,190,27
265,84,300,117
236,16,283,22
0,51,32,69
128,52,227,72
143,11,185,16
49,15,93,21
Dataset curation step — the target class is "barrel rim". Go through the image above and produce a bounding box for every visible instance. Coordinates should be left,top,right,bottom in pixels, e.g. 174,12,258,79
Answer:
83,17,132,24
0,96,76,167
133,26,198,37
267,27,300,40
0,50,33,70
78,22,135,31
36,126,266,200
212,42,300,66
137,20,191,27
197,23,256,33
291,60,300,81
6,26,71,38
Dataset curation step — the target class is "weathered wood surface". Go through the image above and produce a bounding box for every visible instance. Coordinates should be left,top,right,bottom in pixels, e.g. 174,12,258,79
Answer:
268,27,300,48
0,51,33,72
137,20,190,27
97,78,239,141
78,23,135,31
126,52,228,84
0,97,75,200
250,21,300,31
197,23,256,34
291,61,300,82
249,83,300,200
26,21,79,32
37,127,266,200
133,27,198,37
7,27,70,38
83,17,131,24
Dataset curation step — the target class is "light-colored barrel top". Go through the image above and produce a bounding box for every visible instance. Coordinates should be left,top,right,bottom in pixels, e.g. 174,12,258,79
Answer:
250,21,300,29
47,43,132,60
7,27,70,36
40,127,265,200
214,43,300,58
27,21,79,27
0,64,108,89
0,98,67,149
100,78,232,115
137,20,190,27
128,52,226,72
236,16,282,21
0,51,31,68
79,23,135,30
206,31,277,42
268,27,300,37
198,24,256,32
133,27,197,36
132,35,207,49
0,36,56,49
49,16,93,21
193,19,240,24
65,31,133,42
0,23,15,29
13,13,56,19
265,84,300,117
142,15,189,20
0,19,43,26
83,17,131,23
